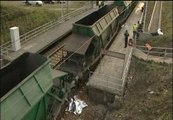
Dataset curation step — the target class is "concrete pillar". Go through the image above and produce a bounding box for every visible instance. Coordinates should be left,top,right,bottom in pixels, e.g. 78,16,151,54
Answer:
10,27,21,51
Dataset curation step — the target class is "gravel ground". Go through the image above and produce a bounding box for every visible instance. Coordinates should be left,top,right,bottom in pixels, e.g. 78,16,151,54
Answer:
61,87,108,120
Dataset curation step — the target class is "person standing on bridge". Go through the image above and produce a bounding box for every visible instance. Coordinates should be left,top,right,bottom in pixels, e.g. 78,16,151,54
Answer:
136,21,140,39
98,1,102,8
133,23,138,39
124,30,129,48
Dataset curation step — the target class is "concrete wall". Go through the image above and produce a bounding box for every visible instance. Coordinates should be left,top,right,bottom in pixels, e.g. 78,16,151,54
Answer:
88,87,115,105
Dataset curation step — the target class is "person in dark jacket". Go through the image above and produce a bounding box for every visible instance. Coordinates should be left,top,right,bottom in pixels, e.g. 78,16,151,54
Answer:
124,30,129,48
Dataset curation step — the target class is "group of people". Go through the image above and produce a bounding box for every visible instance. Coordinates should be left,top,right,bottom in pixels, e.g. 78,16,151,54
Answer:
123,22,163,48
123,21,141,48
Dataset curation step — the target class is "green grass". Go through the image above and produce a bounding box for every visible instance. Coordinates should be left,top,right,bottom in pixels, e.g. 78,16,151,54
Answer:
138,1,172,48
110,57,172,120
0,1,87,45
0,5,61,44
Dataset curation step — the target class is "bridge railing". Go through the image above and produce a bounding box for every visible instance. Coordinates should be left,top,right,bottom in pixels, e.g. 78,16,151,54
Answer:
121,47,133,95
136,45,173,61
0,3,92,57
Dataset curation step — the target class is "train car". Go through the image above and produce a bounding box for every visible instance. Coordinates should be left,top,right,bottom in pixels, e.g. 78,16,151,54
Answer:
58,1,138,81
114,1,138,25
0,52,73,120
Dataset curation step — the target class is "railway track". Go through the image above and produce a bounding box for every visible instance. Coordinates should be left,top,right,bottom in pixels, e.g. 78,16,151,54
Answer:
39,31,71,69
40,40,68,69
48,44,67,68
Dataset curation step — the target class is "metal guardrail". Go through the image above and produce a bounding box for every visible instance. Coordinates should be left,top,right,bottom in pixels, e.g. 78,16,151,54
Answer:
136,45,173,56
0,4,92,57
135,45,173,62
121,47,133,92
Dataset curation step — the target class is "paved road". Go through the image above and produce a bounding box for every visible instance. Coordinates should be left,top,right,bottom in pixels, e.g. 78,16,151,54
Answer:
148,1,162,33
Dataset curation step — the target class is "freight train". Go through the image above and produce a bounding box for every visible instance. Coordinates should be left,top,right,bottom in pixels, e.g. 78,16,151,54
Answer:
58,1,138,81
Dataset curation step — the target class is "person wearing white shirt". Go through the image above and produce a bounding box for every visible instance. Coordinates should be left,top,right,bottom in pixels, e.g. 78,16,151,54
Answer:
151,28,163,36
157,28,163,35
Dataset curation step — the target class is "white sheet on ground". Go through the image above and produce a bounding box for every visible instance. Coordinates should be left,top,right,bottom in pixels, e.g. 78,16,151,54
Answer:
66,95,88,115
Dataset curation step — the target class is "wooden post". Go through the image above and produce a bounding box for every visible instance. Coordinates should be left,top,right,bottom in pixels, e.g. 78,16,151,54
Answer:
147,49,149,60
163,49,166,62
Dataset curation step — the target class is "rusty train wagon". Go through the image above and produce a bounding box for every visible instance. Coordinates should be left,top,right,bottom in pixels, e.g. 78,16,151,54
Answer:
58,1,138,81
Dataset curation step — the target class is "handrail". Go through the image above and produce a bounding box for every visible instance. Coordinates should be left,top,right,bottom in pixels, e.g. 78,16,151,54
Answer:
134,45,172,63
136,45,173,59
136,45,173,50
141,50,172,55
121,47,133,88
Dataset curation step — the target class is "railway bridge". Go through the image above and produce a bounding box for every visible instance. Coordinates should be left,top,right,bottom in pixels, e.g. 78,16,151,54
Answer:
1,1,172,120
1,1,170,95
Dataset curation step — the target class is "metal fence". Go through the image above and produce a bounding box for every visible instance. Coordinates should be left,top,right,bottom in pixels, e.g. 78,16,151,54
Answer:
121,47,133,90
135,45,173,63
0,3,92,58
